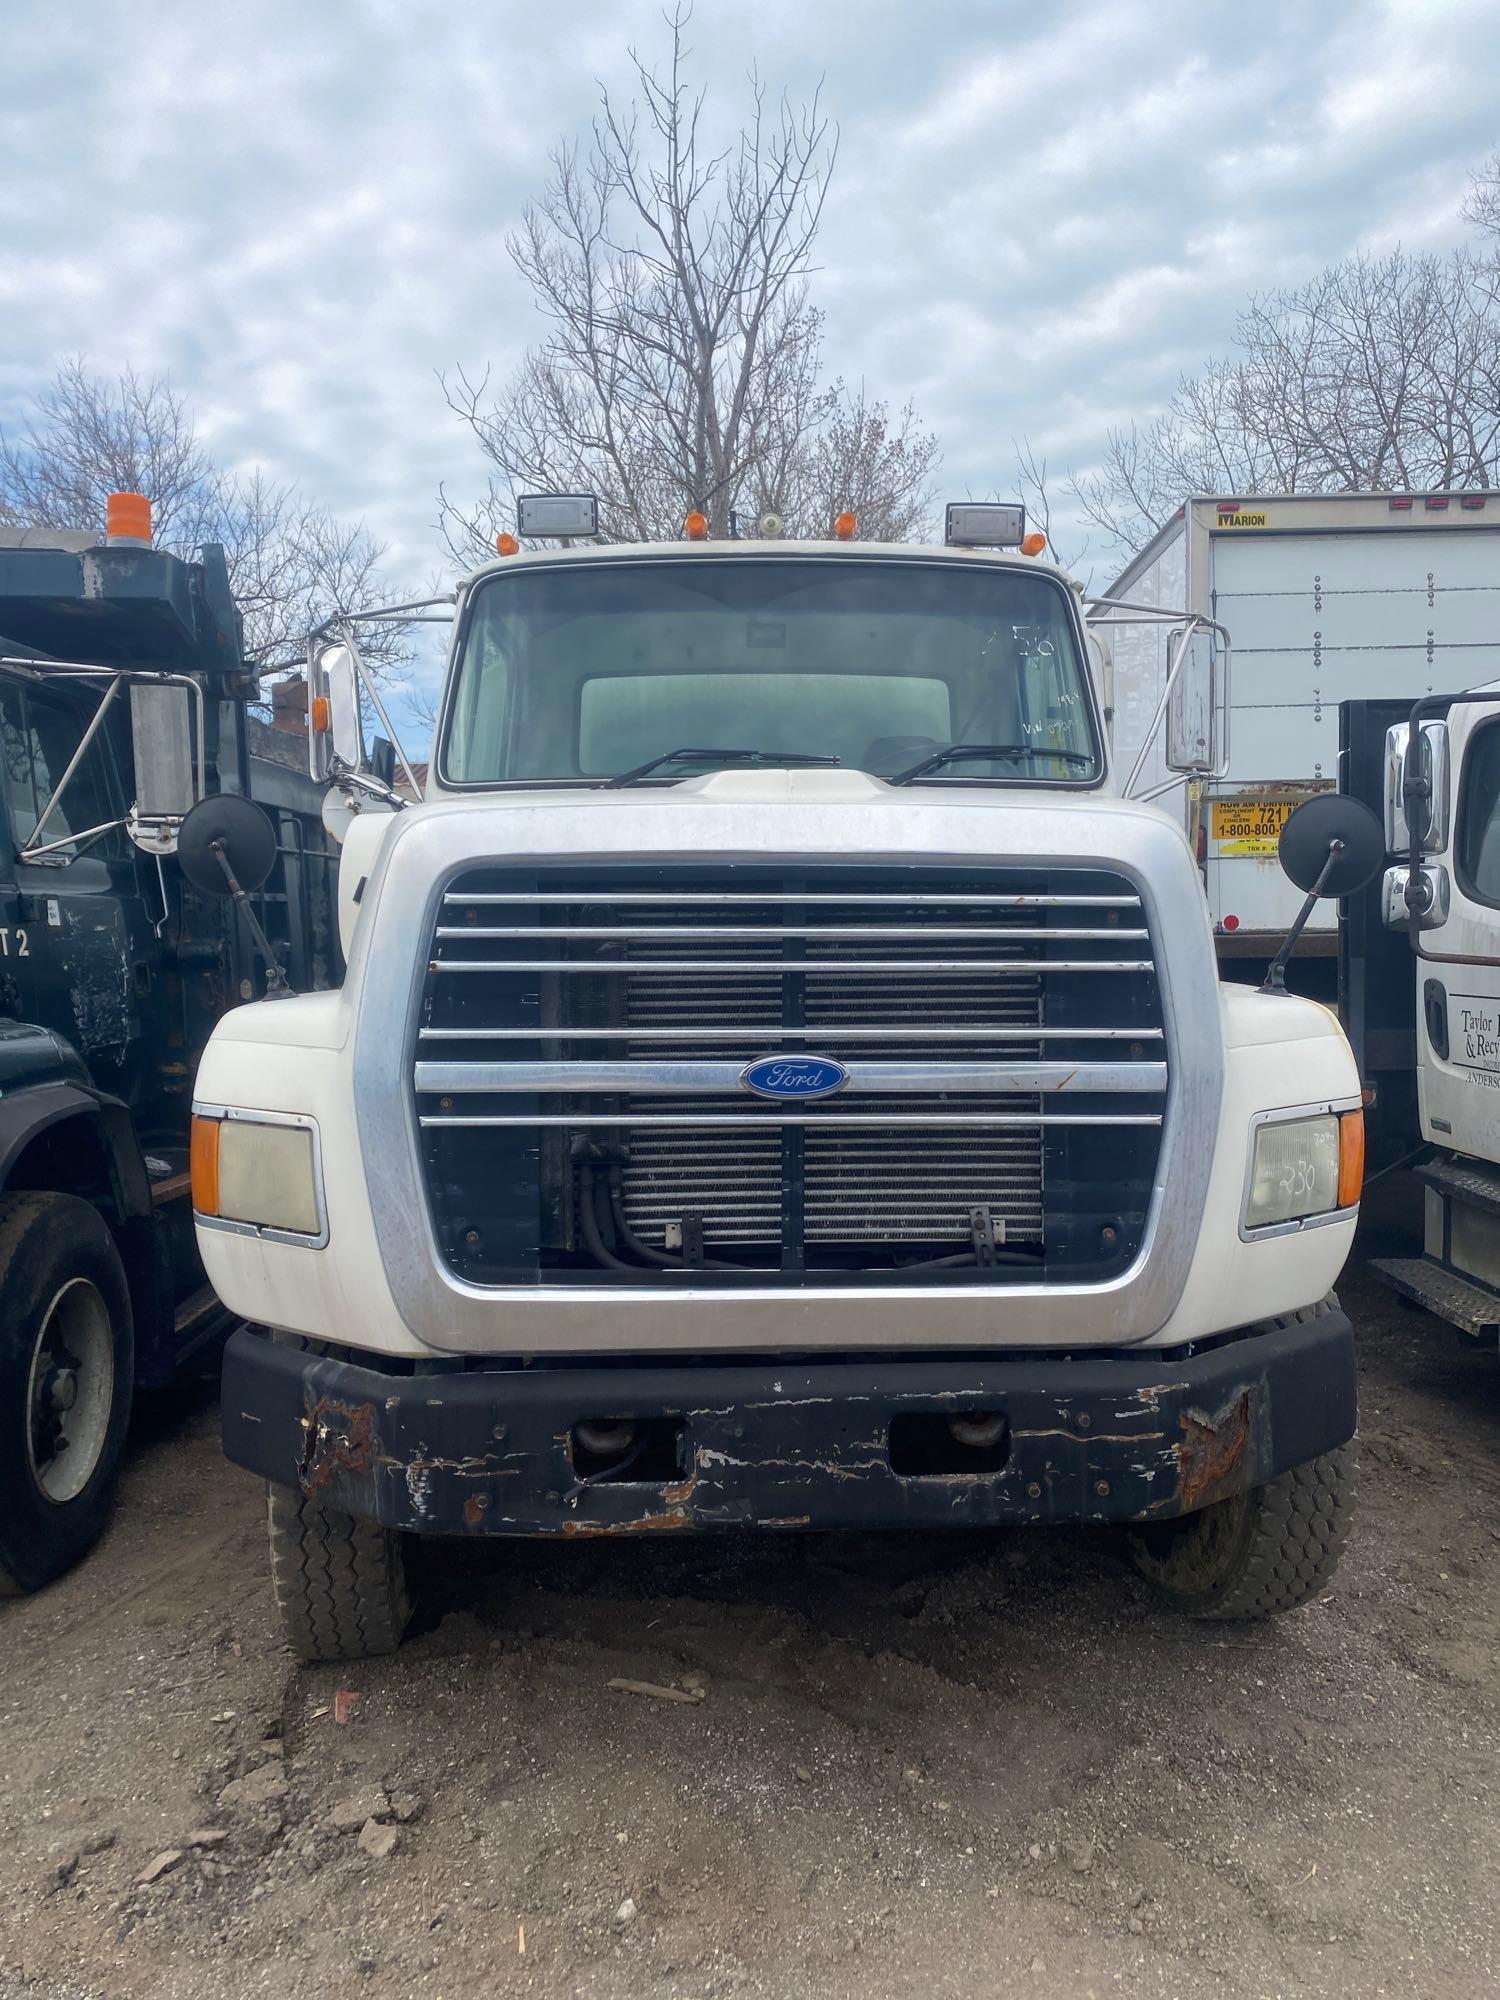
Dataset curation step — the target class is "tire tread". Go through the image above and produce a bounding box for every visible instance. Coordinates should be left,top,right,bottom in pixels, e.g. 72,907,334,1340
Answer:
266,1484,411,1662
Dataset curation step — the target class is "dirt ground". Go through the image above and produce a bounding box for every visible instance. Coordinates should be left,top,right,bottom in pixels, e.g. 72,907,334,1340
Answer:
2,1241,1497,2000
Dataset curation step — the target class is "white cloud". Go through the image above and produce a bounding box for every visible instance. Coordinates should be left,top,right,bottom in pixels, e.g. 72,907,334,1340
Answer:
2,0,1497,633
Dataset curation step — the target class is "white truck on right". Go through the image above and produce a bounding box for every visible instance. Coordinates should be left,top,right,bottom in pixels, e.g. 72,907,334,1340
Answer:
1092,492,1500,982
1341,679,1500,1347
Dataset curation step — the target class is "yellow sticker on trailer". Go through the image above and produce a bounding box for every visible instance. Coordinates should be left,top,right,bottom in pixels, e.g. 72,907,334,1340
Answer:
1211,799,1295,855
1216,511,1269,529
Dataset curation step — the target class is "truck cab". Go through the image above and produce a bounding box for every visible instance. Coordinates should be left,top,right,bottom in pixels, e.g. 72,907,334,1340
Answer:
196,500,1367,1661
0,503,338,1593
1345,687,1500,1342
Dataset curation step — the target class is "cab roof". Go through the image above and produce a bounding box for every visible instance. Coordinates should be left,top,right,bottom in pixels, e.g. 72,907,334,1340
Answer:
460,536,1074,594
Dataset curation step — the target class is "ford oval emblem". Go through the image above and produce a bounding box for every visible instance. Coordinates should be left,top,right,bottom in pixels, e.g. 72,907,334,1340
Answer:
740,1054,849,1100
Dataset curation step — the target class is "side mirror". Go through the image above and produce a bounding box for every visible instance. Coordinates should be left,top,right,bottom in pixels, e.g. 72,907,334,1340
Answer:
177,793,278,898
309,636,366,782
127,683,199,853
1165,629,1216,773
1383,721,1450,855
1278,793,1385,898
176,793,291,997
1263,793,1385,993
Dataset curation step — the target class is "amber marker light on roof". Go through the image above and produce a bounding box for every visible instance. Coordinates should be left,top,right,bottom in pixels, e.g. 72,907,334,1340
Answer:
833,510,858,540
495,532,521,557
106,490,152,545
684,511,709,540
1020,531,1048,556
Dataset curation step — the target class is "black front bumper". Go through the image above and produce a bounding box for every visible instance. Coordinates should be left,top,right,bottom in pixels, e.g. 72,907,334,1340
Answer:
222,1310,1356,1539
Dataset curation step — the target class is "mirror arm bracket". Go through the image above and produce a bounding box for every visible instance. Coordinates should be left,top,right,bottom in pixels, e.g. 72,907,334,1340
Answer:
209,837,291,998
1261,840,1344,993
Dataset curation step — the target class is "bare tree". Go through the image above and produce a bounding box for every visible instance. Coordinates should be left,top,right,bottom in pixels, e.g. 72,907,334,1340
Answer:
0,360,409,674
766,382,939,541
440,7,938,559
1069,247,1500,562
1464,148,1500,240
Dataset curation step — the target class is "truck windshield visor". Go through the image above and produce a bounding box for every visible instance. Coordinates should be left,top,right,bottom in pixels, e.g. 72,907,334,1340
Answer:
442,557,1101,786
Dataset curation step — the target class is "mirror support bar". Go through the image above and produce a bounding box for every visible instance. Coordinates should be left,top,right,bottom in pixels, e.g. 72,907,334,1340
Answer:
0,657,208,861
1261,841,1345,993
1082,599,1233,796
353,640,422,797
209,837,290,998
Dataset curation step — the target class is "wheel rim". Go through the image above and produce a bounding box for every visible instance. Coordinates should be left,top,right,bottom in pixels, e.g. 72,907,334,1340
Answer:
25,1278,114,1505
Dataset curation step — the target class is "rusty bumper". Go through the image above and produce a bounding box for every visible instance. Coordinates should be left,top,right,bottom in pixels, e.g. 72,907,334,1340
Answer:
221,1311,1356,1538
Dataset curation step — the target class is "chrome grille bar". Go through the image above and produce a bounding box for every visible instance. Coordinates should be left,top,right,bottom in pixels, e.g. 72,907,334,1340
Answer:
435,924,1147,942
442,891,1140,908
420,1111,1163,1129
414,1059,1167,1096
429,957,1152,976
418,1025,1163,1041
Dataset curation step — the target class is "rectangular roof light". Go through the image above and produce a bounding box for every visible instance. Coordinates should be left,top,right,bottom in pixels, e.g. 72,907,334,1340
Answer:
945,502,1025,548
516,493,599,539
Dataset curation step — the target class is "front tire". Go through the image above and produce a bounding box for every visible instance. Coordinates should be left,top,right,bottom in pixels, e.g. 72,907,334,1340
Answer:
1128,1442,1356,1619
267,1484,412,1662
0,1192,135,1593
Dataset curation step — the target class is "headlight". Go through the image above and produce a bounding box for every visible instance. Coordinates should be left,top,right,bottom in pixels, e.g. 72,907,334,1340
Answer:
1243,1109,1363,1232
191,1110,325,1243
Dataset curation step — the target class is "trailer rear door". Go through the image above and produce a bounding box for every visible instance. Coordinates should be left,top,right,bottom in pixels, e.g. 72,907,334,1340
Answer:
1207,528,1500,947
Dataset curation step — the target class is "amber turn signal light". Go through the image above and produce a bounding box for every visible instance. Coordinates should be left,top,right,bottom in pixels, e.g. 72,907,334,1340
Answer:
1338,1109,1365,1209
190,1115,221,1217
310,695,331,734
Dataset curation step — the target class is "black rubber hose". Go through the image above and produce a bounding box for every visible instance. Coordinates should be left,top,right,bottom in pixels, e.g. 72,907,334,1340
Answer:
894,1248,1043,1269
605,1166,770,1273
578,1162,636,1271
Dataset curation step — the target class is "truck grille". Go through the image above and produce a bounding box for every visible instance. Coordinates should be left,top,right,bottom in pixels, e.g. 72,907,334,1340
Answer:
414,864,1167,1288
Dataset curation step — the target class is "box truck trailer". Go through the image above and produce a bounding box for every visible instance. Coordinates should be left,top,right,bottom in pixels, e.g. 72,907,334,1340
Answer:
1091,493,1500,976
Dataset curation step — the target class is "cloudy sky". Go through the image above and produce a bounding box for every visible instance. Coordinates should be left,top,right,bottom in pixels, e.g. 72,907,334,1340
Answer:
4,0,1498,727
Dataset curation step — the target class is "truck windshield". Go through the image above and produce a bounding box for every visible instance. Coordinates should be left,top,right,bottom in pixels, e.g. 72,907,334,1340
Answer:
442,557,1101,787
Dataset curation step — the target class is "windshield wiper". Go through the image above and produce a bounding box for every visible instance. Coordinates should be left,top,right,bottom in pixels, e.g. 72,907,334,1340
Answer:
889,741,1094,785
605,746,842,788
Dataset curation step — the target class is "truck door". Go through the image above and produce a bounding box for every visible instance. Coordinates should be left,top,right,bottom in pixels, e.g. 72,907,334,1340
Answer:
0,676,157,1102
1411,697,1500,1174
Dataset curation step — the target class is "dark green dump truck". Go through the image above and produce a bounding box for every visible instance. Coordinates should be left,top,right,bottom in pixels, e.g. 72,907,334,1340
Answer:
0,507,338,1591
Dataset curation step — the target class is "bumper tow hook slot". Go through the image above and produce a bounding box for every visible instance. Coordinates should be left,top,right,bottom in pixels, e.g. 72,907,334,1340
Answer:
948,1413,1007,1450
575,1419,637,1458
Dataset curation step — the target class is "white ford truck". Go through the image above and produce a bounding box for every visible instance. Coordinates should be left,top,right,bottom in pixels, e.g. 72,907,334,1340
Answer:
190,498,1370,1660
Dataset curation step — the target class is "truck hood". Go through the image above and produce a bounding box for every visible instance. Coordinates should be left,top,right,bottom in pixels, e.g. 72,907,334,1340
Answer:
416,763,1178,825
337,766,1209,971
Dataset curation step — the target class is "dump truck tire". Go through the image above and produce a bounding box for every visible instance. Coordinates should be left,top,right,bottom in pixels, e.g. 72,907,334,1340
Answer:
1127,1300,1356,1619
267,1483,412,1661
0,1192,134,1594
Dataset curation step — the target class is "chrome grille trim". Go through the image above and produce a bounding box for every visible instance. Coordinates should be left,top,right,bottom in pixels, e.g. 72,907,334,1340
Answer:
429,957,1153,976
419,1111,1164,1128
434,925,1148,941
442,890,1142,908
348,792,1223,1352
414,1059,1167,1096
418,1025,1164,1041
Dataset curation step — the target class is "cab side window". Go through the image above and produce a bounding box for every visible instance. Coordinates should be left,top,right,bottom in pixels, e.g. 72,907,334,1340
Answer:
1458,721,1500,906
0,681,125,861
